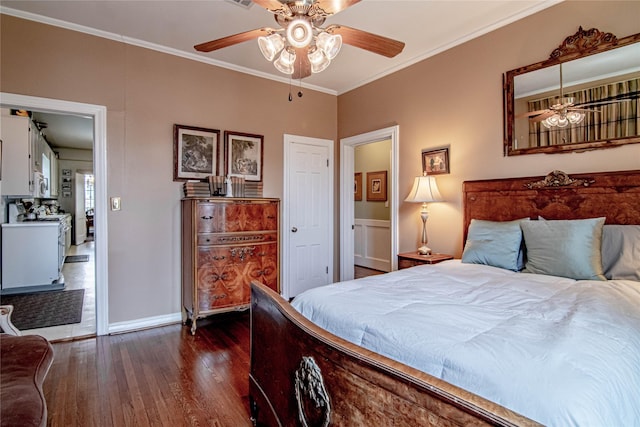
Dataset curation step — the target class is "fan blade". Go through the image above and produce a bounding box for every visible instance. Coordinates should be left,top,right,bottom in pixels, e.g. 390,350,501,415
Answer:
574,98,635,108
529,111,557,122
517,109,552,118
326,25,404,58
251,0,287,13
574,90,639,108
292,48,311,80
194,28,270,52
316,0,361,15
567,108,601,114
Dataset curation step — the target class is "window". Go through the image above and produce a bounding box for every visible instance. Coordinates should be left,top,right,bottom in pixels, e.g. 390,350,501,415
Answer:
84,174,95,214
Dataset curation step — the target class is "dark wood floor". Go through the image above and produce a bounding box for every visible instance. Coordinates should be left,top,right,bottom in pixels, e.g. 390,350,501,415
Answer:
44,313,253,426
354,265,385,279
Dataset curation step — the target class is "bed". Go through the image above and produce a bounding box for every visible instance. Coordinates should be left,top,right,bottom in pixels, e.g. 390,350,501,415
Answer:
249,169,640,426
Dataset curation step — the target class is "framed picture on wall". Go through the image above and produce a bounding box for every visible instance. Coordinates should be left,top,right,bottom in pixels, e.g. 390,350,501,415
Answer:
173,124,220,181
366,170,387,201
354,172,362,201
224,131,264,182
422,147,450,175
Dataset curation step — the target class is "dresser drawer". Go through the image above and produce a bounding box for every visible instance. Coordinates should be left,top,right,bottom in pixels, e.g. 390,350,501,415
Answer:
197,231,277,246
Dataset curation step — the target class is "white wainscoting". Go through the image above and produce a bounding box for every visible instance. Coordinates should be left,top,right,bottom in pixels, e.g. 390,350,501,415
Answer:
354,218,391,272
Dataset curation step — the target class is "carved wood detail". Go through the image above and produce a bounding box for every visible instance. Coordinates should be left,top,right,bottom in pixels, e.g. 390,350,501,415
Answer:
294,356,331,427
525,170,594,189
549,26,618,61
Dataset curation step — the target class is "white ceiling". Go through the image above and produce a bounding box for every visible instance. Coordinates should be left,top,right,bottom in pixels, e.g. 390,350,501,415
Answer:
1,0,561,150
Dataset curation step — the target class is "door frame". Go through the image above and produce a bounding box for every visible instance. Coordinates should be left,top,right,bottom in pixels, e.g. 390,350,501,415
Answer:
1,92,109,336
340,126,399,281
281,134,334,299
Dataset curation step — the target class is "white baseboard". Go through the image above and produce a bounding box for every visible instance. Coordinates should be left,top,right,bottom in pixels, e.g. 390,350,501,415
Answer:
108,312,183,334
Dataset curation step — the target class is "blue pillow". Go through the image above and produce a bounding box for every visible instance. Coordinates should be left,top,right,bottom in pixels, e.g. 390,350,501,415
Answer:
520,217,606,281
461,218,528,271
601,225,640,281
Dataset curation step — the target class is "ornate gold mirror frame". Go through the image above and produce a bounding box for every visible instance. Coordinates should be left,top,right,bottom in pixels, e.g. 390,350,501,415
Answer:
504,27,640,156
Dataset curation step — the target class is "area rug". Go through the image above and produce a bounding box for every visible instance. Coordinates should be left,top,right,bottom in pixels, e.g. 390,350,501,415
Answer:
65,255,90,263
0,289,84,330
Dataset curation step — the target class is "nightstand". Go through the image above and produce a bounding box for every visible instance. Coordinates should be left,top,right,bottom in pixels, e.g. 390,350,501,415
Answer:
397,252,454,269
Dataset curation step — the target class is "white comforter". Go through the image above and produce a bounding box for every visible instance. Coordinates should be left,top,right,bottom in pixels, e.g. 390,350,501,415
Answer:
291,261,640,426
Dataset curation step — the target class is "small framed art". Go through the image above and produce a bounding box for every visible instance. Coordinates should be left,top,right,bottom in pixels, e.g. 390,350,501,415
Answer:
366,170,387,201
224,131,264,182
173,124,220,181
354,172,362,201
422,147,450,175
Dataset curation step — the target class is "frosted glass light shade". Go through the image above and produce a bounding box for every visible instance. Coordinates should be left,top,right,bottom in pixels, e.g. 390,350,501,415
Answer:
274,48,296,74
316,32,342,59
567,111,585,124
308,47,331,73
258,34,285,61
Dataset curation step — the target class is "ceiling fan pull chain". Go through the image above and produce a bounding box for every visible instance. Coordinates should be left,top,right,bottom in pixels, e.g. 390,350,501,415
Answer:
288,73,293,102
298,65,303,98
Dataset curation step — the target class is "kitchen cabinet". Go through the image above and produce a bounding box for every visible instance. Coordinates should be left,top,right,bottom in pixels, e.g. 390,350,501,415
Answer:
49,152,59,197
0,113,33,196
181,197,280,334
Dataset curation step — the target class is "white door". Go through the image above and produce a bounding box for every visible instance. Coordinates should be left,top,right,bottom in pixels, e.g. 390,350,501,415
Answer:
74,172,87,244
282,135,334,299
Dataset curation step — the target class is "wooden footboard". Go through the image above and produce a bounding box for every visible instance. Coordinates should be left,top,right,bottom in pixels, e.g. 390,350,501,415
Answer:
249,282,541,427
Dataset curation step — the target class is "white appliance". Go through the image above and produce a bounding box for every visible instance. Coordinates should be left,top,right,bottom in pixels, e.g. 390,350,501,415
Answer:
7,203,26,223
1,222,64,293
33,171,47,198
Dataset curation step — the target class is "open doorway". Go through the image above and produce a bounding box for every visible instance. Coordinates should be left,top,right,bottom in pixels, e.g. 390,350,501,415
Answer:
1,92,108,337
340,126,399,281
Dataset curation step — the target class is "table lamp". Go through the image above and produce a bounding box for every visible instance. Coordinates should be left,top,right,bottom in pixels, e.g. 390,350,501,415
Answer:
405,173,443,255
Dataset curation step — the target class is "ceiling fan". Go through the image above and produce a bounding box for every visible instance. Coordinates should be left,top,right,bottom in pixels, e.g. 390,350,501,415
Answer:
517,63,639,128
194,0,405,80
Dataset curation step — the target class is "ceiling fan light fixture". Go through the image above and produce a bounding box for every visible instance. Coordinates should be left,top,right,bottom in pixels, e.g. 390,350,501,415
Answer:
286,18,313,48
567,111,585,124
258,33,284,61
273,48,296,74
308,47,331,73
316,32,342,59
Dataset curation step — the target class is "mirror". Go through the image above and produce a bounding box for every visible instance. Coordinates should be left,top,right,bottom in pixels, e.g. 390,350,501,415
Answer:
504,27,640,155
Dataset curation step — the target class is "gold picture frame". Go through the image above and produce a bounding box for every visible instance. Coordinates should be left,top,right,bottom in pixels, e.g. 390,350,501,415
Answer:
366,171,387,201
354,172,362,201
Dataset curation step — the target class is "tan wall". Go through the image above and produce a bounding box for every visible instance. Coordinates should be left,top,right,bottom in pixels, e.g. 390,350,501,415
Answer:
0,15,337,323
354,139,391,221
338,1,640,258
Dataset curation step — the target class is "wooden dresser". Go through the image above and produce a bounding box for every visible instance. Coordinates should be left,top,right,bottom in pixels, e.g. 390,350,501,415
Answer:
181,197,279,334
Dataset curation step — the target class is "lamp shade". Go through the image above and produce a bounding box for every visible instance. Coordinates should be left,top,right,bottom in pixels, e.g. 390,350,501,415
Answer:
405,175,442,203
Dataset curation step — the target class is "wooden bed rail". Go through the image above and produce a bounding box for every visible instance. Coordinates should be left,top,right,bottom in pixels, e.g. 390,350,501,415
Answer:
249,282,541,427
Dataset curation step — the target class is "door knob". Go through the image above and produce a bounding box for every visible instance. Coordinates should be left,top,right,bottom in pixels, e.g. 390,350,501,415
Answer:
291,227,298,232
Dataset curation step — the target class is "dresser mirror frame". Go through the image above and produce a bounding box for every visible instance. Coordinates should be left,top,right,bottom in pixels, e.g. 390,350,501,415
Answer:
503,27,640,156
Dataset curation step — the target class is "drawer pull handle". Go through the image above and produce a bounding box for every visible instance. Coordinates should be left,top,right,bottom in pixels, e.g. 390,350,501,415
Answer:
213,255,226,261
230,247,255,261
201,216,213,220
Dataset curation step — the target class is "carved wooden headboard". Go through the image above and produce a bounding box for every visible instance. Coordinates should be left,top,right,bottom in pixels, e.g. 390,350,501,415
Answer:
462,170,640,242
